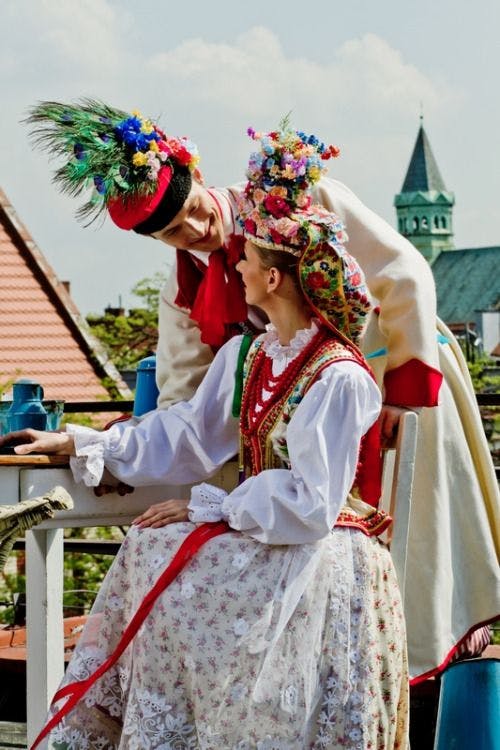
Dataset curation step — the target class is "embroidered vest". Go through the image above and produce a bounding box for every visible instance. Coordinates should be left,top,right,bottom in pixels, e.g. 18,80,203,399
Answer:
238,330,390,537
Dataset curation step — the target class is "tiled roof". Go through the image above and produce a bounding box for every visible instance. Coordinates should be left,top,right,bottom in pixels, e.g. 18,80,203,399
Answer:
401,125,447,193
432,246,500,323
0,188,131,401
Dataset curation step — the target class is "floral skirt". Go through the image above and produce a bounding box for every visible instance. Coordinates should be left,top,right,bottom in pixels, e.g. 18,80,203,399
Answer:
44,523,408,749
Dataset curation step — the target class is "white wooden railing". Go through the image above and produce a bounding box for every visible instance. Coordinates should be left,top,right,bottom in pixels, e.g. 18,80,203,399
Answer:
1,411,417,746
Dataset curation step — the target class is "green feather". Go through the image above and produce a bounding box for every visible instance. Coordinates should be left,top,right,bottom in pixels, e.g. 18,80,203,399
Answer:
24,98,160,225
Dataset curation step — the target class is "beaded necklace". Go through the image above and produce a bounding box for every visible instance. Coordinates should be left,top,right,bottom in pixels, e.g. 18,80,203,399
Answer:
240,325,331,436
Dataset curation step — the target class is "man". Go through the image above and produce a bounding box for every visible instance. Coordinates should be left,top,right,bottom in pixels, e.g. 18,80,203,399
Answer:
28,100,499,683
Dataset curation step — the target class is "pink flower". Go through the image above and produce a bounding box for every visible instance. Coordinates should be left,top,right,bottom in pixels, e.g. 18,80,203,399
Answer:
275,217,299,239
253,188,266,205
296,193,311,209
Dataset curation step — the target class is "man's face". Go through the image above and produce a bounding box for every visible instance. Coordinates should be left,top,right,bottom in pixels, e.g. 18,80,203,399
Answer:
151,181,225,252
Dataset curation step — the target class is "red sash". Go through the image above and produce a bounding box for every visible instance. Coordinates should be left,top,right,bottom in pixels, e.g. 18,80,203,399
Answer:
174,234,247,348
30,522,229,750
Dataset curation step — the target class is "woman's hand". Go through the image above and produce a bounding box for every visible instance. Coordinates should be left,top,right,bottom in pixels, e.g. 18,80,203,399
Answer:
0,429,75,455
131,499,190,528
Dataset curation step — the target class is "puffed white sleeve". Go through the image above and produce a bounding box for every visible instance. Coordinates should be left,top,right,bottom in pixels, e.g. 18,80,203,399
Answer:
188,361,381,544
67,337,242,487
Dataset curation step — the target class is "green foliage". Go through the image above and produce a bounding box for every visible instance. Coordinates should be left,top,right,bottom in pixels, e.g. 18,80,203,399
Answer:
0,526,125,624
0,564,25,624
492,620,500,645
87,271,166,370
467,356,500,393
468,356,500,463
62,527,125,614
0,372,20,399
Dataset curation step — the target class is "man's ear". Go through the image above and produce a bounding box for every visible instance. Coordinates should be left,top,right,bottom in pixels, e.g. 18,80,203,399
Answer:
193,167,204,185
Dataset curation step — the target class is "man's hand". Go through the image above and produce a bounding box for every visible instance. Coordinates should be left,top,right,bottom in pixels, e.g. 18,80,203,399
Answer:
93,468,134,498
131,499,190,528
0,429,74,455
94,481,135,498
378,405,409,450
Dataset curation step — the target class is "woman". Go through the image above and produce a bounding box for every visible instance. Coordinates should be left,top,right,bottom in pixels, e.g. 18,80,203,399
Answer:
6,126,408,749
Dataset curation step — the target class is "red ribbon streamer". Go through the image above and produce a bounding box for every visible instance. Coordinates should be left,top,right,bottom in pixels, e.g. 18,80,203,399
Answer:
30,521,230,750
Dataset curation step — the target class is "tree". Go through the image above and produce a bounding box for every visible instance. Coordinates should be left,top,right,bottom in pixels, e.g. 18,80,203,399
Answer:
86,271,167,370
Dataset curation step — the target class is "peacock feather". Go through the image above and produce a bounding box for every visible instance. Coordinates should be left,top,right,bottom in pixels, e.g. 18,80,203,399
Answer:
24,99,198,225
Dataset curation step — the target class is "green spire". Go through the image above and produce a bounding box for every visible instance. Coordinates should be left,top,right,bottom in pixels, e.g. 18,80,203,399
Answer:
394,121,455,264
401,124,446,193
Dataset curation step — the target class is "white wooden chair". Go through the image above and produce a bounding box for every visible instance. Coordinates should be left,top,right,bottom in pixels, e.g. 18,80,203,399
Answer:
380,409,419,601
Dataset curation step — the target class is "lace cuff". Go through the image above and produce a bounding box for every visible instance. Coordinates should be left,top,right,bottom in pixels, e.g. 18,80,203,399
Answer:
188,483,229,523
66,425,106,487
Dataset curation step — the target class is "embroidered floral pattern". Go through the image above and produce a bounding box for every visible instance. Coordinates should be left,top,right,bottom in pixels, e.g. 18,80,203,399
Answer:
299,242,370,346
45,523,407,749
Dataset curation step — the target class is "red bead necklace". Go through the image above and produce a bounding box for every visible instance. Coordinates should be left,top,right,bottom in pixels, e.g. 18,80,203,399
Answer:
241,325,330,436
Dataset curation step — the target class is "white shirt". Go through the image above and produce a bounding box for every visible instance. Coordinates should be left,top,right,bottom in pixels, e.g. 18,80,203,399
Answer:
68,328,381,545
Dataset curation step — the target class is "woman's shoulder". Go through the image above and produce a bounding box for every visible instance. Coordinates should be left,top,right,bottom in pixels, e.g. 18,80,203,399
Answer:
315,358,381,401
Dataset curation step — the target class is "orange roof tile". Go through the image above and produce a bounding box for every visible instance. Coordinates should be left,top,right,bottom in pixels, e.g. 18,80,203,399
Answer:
0,188,131,402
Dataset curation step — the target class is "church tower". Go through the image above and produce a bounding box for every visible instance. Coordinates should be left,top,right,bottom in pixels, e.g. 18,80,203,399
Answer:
394,118,455,264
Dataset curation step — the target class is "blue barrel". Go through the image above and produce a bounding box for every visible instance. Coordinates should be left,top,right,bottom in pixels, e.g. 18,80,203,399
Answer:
133,356,159,417
434,657,500,749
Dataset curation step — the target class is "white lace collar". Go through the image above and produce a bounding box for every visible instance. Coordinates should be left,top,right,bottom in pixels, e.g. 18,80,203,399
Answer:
263,319,319,361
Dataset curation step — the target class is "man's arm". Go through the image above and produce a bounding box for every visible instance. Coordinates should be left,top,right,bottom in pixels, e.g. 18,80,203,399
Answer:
314,177,442,408
156,267,215,408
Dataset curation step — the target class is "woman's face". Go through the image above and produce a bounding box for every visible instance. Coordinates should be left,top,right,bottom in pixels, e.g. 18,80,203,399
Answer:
151,181,224,252
236,242,271,307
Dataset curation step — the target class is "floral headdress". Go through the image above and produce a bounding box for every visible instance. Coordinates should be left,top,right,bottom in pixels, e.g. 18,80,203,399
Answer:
25,99,200,231
240,122,340,254
238,122,371,346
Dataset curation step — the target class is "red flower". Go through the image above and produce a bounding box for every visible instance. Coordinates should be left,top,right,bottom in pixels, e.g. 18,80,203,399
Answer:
264,194,291,218
306,271,330,290
244,218,257,235
350,272,361,286
269,228,284,245
158,141,172,155
174,145,192,166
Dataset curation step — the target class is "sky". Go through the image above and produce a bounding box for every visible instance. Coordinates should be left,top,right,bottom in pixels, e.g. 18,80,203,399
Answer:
1,0,499,316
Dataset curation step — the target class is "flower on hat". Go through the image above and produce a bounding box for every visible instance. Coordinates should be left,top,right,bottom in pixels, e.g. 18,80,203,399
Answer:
25,99,200,226
305,271,331,290
238,116,341,253
237,119,371,345
263,194,291,218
